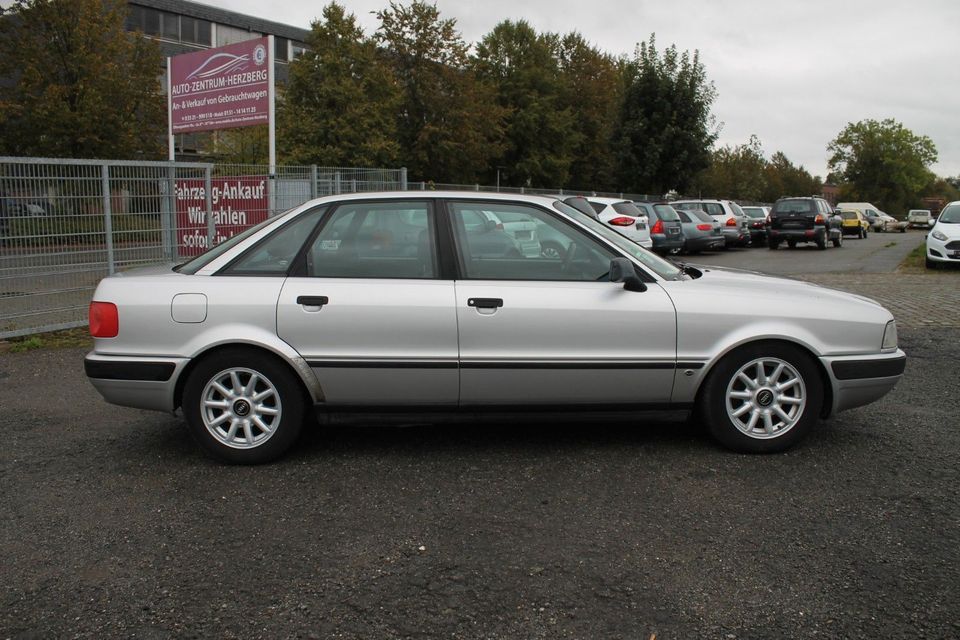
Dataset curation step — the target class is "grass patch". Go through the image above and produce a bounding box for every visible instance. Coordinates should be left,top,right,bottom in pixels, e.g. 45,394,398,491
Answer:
899,243,926,272
1,327,92,353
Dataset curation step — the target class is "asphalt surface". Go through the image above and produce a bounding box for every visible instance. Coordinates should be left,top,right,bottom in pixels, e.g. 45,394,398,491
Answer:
2,325,959,638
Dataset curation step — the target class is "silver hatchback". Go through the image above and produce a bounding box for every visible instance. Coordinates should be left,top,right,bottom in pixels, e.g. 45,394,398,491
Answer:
86,192,906,463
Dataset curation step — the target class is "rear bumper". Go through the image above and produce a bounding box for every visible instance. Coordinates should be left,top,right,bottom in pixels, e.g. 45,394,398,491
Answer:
652,234,684,252
85,352,189,412
685,235,725,252
721,228,750,246
820,351,906,415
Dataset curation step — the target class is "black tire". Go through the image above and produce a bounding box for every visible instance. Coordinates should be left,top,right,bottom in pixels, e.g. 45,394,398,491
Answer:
926,256,938,270
864,228,869,238
900,227,906,233
182,348,307,464
832,234,842,248
698,342,823,453
858,227,864,239
816,234,827,250
768,240,779,250
787,240,797,249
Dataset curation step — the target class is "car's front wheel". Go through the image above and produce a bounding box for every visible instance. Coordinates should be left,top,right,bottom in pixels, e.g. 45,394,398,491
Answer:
699,343,823,453
182,348,307,464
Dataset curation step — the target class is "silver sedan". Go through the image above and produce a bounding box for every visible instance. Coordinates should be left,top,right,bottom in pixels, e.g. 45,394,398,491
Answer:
85,192,906,463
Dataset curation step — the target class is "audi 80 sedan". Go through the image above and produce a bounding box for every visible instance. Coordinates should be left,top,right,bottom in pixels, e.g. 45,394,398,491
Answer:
85,192,906,463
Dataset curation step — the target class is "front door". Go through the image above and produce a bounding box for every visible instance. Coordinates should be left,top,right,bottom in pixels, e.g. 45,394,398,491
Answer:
446,200,678,406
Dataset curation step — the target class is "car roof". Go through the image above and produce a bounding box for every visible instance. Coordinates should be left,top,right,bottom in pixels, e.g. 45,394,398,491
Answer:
300,190,561,207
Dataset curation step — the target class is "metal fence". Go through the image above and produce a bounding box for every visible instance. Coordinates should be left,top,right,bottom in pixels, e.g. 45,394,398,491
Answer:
0,157,406,338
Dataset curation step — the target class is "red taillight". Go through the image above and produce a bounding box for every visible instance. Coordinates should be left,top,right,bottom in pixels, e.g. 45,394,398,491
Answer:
651,219,664,234
815,214,824,224
696,223,713,231
89,301,119,338
725,217,738,226
608,216,636,226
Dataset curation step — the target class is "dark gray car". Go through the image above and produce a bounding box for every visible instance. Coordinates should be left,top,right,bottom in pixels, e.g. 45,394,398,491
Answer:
634,202,684,255
676,207,725,254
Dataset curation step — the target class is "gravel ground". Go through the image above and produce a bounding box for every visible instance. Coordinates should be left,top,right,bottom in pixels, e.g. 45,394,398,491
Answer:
1,327,958,639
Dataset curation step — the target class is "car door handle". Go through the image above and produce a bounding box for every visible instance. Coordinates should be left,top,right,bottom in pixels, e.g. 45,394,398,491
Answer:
297,295,329,307
467,298,503,309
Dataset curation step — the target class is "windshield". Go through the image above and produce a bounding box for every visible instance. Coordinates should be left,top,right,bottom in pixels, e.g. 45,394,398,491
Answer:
939,204,960,223
840,211,858,220
552,201,682,280
175,210,294,274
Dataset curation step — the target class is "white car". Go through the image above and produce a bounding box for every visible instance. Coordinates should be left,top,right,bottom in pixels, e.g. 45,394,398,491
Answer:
565,196,652,248
926,201,960,268
85,192,905,463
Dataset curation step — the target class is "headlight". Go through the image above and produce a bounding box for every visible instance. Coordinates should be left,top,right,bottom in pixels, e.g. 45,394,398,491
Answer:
882,320,898,350
931,230,948,241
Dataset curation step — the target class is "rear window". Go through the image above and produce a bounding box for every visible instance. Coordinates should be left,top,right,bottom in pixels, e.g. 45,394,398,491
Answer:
653,204,680,221
741,207,766,218
690,209,713,223
773,200,815,214
840,211,858,220
590,201,605,214
612,201,644,217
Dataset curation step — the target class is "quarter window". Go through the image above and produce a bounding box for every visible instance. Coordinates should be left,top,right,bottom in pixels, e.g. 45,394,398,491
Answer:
449,202,615,281
305,202,436,279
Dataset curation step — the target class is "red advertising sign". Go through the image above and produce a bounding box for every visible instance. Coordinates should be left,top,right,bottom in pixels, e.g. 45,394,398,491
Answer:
175,177,268,255
169,37,270,133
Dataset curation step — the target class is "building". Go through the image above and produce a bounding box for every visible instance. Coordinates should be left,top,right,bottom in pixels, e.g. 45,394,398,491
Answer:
124,0,310,159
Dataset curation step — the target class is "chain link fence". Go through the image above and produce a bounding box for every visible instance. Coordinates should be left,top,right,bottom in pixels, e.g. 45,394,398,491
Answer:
0,157,406,338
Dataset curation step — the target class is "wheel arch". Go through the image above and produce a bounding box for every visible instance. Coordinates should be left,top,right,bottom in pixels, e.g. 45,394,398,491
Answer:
693,337,833,419
174,340,322,411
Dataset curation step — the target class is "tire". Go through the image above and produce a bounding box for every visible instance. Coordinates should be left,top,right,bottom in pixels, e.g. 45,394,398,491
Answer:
182,348,307,464
900,227,906,233
926,256,938,270
698,342,823,453
832,233,842,248
768,240,779,250
816,234,827,250
787,240,797,249
858,227,864,239
540,241,566,260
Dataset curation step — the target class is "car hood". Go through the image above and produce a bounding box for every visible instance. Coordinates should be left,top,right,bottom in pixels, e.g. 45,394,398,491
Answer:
680,264,886,309
932,222,960,240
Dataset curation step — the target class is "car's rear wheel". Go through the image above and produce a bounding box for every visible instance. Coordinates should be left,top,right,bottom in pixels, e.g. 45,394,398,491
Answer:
699,343,823,453
768,239,779,250
832,233,842,248
816,235,827,250
182,348,306,464
787,240,797,249
857,227,864,239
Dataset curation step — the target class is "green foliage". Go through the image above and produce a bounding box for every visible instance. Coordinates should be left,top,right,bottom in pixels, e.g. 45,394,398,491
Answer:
0,0,165,159
828,118,937,213
762,151,822,202
473,20,578,188
554,33,621,191
375,1,505,183
613,35,718,195
694,135,766,201
280,3,400,167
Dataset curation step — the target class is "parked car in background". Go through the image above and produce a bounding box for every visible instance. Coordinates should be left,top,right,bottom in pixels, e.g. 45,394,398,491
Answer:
767,196,843,250
740,206,770,245
838,209,870,238
673,199,750,248
675,207,725,254
84,191,906,463
578,197,653,248
907,209,932,228
926,200,960,268
876,212,907,233
634,202,684,255
837,202,883,231
456,208,526,257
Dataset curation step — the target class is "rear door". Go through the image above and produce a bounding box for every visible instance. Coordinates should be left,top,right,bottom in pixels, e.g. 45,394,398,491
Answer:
446,199,677,406
276,200,458,406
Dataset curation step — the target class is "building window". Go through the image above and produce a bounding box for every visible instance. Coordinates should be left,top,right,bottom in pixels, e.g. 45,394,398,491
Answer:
160,12,179,40
216,24,261,46
180,16,212,46
274,36,289,61
291,42,307,59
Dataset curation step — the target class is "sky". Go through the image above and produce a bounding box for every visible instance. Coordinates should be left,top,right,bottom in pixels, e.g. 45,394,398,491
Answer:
207,0,959,180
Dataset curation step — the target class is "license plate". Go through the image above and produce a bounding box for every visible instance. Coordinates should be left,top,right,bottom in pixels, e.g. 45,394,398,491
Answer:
950,251,960,258
635,223,646,230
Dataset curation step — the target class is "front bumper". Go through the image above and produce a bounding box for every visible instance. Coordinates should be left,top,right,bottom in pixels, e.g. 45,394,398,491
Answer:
927,237,960,263
85,352,190,412
820,350,906,416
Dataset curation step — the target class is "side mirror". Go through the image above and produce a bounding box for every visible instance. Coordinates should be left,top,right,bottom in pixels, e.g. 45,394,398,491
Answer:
928,219,935,227
609,257,647,292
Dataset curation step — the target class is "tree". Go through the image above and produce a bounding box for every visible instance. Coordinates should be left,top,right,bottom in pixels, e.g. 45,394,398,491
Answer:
279,2,400,167
375,1,505,183
613,35,718,195
555,32,621,191
827,118,937,213
763,151,822,202
473,20,578,188
0,0,164,159
694,135,766,201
